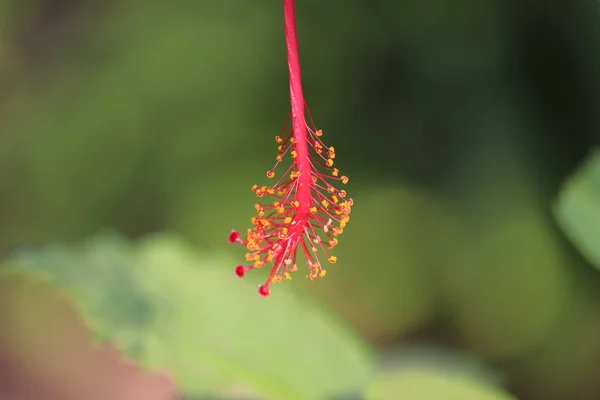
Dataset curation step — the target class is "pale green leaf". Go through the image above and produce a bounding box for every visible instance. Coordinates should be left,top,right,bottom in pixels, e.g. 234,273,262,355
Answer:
554,149,600,270
7,232,375,400
366,367,516,400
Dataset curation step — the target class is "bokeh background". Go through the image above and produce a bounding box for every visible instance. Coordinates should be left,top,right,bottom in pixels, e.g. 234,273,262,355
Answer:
1,0,600,399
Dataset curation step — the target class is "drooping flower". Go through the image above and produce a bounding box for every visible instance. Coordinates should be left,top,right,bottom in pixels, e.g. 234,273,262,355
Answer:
229,0,352,297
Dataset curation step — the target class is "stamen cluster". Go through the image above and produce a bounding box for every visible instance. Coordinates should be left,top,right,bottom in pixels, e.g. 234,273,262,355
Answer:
229,107,352,296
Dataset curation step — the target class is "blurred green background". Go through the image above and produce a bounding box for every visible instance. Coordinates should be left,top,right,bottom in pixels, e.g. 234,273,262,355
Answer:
1,0,600,399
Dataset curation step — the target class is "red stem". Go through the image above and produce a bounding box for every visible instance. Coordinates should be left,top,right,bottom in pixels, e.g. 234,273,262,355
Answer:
284,0,312,216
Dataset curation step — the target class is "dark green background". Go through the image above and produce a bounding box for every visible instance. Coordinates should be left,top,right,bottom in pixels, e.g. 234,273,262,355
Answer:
1,1,600,399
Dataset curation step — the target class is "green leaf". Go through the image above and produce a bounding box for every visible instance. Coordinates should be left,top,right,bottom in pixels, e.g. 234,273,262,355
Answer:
379,345,505,388
554,149,600,270
366,367,516,400
6,232,375,400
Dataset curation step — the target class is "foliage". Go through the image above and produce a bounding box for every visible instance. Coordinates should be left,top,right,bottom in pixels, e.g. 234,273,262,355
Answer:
0,232,522,399
3,233,377,399
554,149,600,271
367,367,515,400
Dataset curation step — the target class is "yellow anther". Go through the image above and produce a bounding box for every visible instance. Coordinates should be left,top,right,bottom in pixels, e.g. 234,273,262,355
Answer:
319,269,327,278
254,203,261,210
327,186,335,194
290,171,300,180
315,129,323,137
266,170,275,178
332,227,343,236
328,238,338,247
328,256,337,264
284,272,292,280
321,199,329,208
251,184,258,191
284,216,292,224
332,168,339,177
245,253,253,261
292,200,300,208
326,159,334,167
291,150,297,159
254,260,264,268
309,273,317,281
310,207,317,214
276,206,285,213
332,195,339,204
341,176,349,184
290,137,297,144
275,136,283,143
276,154,283,161
312,175,318,183
277,145,284,152
339,190,347,198
282,227,288,235
267,188,275,195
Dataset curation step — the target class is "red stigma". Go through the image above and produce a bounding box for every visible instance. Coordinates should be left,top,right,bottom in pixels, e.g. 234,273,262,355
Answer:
258,285,271,297
228,230,240,244
235,265,245,278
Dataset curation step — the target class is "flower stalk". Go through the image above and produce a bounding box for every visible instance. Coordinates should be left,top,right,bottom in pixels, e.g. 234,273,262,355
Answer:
229,0,352,297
